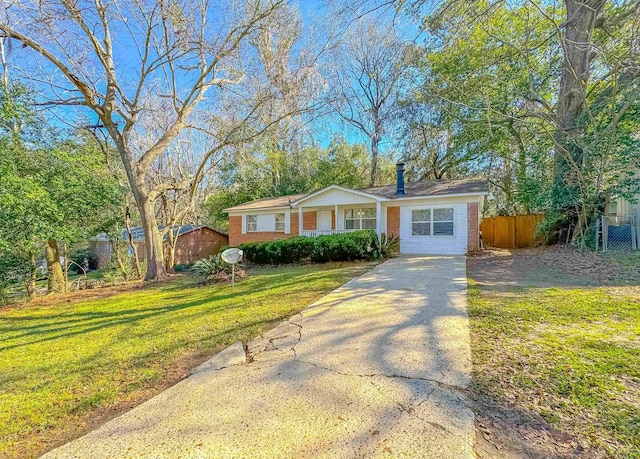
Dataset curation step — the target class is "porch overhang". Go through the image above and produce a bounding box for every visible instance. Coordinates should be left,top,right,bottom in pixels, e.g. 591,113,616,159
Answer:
290,185,384,208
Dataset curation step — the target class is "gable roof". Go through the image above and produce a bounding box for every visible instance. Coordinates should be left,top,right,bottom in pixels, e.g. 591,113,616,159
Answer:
223,177,488,212
359,177,488,199
92,225,227,242
290,185,384,206
223,194,307,212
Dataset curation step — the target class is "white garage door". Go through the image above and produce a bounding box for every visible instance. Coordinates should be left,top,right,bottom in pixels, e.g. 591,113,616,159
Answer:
399,204,468,255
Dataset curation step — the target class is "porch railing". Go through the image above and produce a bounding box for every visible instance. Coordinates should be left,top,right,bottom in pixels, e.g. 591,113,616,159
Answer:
300,229,357,238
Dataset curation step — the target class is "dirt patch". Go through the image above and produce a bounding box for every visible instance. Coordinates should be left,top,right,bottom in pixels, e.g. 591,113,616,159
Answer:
467,246,640,459
473,396,604,459
468,246,639,291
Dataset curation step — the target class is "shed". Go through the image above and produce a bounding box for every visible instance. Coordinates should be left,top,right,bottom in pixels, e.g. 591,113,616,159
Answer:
90,225,229,268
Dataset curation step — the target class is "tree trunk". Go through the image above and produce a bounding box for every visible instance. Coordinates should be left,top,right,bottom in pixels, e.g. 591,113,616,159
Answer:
63,243,69,291
166,242,176,272
165,228,177,273
111,237,129,281
554,0,605,173
137,196,167,282
25,254,36,301
370,134,380,187
45,238,65,293
556,0,604,142
125,206,142,279
551,0,605,235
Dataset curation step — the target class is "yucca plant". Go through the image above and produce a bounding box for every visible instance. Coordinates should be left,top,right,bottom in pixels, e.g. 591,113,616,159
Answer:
190,254,235,281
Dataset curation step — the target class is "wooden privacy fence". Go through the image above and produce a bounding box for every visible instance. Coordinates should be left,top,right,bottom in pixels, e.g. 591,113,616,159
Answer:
480,214,544,249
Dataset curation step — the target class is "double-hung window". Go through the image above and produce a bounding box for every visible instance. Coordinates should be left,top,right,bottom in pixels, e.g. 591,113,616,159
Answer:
275,213,285,232
411,208,454,236
345,208,376,230
246,215,257,232
411,209,431,235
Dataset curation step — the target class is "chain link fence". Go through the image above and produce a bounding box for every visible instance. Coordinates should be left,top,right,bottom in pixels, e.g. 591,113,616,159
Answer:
596,215,639,251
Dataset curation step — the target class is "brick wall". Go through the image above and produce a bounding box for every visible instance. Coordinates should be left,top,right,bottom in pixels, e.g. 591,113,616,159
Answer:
467,202,480,253
386,206,400,236
228,212,310,246
170,228,228,265
303,211,316,231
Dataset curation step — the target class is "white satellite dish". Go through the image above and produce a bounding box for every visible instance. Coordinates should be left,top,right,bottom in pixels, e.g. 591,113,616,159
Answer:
221,248,243,286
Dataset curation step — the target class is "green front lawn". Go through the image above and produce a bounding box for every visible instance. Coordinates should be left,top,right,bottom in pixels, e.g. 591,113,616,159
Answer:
469,283,640,458
0,262,373,458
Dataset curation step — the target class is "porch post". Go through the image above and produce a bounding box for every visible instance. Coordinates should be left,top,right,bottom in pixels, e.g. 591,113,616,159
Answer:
376,201,382,239
299,206,304,236
334,204,338,231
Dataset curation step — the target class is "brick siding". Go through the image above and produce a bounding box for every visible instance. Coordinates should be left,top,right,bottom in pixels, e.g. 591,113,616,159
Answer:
228,212,314,246
303,211,316,231
386,206,400,236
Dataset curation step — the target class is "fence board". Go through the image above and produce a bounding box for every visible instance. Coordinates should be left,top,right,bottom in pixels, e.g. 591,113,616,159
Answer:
480,214,544,249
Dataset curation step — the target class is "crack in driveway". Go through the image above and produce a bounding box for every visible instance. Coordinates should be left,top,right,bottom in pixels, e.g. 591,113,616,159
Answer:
44,256,476,459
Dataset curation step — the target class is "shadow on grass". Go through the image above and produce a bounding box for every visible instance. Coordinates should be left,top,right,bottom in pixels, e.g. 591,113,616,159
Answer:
0,266,361,350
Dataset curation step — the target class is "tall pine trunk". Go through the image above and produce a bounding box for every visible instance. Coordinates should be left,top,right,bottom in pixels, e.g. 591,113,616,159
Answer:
45,238,65,293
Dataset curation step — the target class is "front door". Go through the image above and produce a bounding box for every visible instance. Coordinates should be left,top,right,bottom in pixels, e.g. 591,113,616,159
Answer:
317,211,332,231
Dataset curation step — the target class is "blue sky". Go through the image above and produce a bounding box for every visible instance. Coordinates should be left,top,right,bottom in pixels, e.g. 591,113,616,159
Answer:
11,0,410,157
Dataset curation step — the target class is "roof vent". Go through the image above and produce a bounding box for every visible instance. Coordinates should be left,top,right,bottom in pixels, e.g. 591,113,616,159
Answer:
396,162,405,195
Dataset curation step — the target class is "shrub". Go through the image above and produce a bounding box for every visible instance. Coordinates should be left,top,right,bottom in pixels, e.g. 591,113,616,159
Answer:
379,233,400,258
68,249,98,273
190,254,235,281
173,263,192,273
99,269,125,286
240,230,389,265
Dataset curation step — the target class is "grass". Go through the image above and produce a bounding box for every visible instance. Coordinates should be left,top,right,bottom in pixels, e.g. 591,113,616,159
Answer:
468,282,640,458
5,270,104,303
0,261,373,458
608,251,640,285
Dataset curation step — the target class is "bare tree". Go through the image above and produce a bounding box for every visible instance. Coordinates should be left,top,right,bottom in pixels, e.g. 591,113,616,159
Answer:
0,0,287,281
325,17,413,186
150,130,220,271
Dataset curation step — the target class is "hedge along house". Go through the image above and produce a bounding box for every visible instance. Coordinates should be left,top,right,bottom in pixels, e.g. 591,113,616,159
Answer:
90,225,229,268
224,164,488,255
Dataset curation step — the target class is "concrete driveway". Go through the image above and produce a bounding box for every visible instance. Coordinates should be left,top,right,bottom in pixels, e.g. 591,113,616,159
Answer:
44,256,475,459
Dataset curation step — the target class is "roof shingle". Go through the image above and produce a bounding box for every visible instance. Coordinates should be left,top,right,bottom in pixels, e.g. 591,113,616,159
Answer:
359,177,488,199
92,225,226,242
223,194,308,212
223,178,488,212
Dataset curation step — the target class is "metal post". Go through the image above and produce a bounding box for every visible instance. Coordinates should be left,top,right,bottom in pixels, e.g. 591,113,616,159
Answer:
231,263,235,287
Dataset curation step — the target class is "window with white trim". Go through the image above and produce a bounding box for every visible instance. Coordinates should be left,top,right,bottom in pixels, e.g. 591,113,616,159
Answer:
345,208,376,230
275,213,285,232
411,209,431,235
411,208,454,236
246,215,257,232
